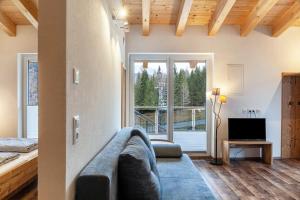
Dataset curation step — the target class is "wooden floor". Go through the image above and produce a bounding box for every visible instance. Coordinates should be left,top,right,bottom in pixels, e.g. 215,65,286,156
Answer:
8,179,37,200
193,159,300,200
8,159,300,200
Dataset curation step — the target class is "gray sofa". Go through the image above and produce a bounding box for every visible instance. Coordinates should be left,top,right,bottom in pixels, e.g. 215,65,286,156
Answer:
76,127,216,200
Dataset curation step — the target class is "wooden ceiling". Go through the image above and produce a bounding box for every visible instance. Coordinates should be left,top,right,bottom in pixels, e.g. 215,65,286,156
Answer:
0,0,38,36
124,0,300,37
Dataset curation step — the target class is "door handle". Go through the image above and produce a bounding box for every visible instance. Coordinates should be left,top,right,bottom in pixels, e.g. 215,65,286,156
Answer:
298,101,300,106
288,101,294,106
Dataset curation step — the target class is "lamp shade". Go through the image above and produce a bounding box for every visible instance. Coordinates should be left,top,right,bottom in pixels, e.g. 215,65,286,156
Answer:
219,95,227,104
212,88,220,96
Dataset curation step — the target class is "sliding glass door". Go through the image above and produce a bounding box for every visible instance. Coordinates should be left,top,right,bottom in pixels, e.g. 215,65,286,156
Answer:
129,54,211,152
132,58,169,140
172,61,207,151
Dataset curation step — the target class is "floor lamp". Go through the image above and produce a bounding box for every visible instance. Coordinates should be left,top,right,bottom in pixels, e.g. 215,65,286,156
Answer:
210,88,227,165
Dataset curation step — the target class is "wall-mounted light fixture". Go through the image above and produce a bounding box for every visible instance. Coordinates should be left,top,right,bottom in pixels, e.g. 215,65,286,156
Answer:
118,8,127,19
112,7,129,32
189,60,197,69
112,7,127,20
143,61,148,69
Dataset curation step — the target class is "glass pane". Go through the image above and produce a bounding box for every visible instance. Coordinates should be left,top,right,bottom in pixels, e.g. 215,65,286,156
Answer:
173,61,207,151
26,61,39,139
134,61,168,139
27,61,39,106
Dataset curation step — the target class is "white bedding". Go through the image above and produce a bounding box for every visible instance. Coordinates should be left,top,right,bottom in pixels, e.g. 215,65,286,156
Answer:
0,138,38,153
0,152,20,166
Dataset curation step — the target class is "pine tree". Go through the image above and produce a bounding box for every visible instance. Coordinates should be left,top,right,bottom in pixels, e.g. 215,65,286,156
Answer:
174,67,181,106
182,79,190,106
144,75,158,106
156,66,167,107
135,70,149,106
187,67,206,106
187,70,195,106
135,73,142,106
199,67,206,105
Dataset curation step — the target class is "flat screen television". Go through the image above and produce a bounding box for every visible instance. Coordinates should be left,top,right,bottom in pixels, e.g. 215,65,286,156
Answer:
228,118,266,141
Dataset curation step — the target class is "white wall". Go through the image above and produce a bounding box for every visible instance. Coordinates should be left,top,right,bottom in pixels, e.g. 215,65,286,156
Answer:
0,26,37,137
39,0,124,199
39,0,67,198
66,0,124,199
126,25,300,158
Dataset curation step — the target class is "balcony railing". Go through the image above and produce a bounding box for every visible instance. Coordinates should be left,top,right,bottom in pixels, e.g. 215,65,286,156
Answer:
134,106,206,135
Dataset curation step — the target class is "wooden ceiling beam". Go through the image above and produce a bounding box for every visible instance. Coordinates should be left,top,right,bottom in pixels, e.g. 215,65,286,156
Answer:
272,0,300,37
0,10,16,36
241,0,279,37
12,0,38,29
176,0,193,36
208,0,236,36
142,0,151,36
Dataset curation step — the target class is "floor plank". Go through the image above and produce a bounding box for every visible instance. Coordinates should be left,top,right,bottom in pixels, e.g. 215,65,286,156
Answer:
8,179,37,200
193,159,300,200
197,161,240,200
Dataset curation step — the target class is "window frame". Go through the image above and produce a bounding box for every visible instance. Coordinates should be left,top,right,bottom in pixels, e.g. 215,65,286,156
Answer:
17,53,38,138
128,53,213,155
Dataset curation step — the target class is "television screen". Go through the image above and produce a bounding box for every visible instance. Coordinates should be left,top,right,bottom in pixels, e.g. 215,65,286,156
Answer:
228,118,266,140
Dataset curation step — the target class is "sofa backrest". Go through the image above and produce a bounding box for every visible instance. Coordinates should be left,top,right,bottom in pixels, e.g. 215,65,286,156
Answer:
75,127,132,200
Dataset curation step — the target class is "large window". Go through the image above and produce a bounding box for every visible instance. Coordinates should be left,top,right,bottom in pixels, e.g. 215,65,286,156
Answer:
18,54,39,139
129,54,212,152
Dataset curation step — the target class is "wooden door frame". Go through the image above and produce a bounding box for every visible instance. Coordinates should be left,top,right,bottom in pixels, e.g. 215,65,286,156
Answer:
281,73,300,158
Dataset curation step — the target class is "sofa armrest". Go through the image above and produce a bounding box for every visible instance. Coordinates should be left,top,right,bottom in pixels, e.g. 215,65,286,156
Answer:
152,143,182,158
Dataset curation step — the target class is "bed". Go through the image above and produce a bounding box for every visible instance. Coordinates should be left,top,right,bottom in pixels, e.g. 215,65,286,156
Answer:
0,150,38,199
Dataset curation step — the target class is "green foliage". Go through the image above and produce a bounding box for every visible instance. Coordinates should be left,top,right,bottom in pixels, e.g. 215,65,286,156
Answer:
187,67,206,106
135,66,206,107
174,68,190,106
144,75,158,106
174,66,206,107
135,70,158,106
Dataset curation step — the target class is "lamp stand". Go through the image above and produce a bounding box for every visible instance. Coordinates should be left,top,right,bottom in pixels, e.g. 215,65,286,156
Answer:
210,97,223,165
210,117,223,165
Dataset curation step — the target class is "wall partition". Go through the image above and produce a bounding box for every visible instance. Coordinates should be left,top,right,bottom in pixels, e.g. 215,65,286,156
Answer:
128,53,213,153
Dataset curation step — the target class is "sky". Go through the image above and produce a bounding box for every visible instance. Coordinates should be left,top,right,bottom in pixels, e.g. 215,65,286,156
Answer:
134,61,206,75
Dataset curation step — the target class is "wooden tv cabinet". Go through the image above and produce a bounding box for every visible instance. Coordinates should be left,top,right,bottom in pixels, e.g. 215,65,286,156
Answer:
222,140,273,165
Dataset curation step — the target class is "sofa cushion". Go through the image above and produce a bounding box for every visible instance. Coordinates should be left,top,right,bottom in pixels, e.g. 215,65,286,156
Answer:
76,127,133,200
152,143,182,158
118,136,161,200
131,127,156,158
157,154,216,200
130,131,159,178
157,154,200,179
159,177,216,200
